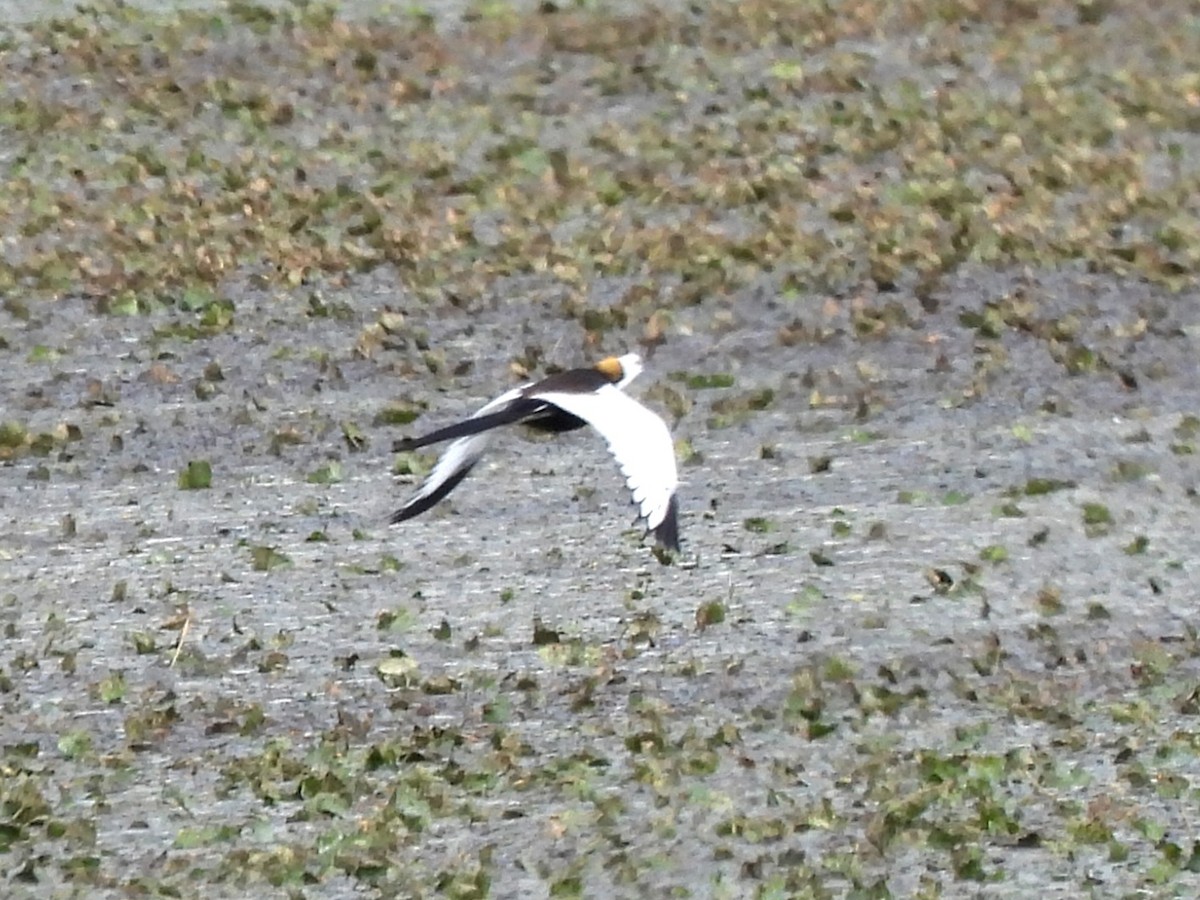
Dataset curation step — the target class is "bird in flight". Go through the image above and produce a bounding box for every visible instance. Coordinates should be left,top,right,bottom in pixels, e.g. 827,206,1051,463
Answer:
390,353,680,550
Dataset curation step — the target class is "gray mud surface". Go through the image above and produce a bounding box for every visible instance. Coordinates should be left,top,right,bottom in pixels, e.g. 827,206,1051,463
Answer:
3,2,1200,898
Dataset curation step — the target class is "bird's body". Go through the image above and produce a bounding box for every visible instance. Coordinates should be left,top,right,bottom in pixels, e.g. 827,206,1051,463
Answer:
391,353,680,550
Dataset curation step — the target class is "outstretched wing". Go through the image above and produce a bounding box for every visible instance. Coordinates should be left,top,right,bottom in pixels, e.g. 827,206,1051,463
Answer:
531,384,680,550
390,432,489,523
391,387,528,524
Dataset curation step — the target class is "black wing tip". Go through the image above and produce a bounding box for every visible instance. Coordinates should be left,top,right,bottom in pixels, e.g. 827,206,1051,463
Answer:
389,462,478,527
652,495,681,552
393,437,419,452
388,506,415,525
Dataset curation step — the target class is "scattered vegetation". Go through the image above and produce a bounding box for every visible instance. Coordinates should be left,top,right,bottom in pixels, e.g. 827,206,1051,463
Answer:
1,0,1196,896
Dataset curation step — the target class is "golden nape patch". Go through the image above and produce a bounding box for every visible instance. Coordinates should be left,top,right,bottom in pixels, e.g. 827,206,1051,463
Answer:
594,356,624,383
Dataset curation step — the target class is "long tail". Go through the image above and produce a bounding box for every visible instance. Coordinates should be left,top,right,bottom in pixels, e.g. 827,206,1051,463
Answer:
393,399,549,452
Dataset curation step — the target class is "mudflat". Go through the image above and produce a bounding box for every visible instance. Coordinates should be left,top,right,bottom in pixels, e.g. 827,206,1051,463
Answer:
3,2,1200,897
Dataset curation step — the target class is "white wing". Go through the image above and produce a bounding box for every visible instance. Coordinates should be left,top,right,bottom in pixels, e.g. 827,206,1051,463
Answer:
391,387,525,522
532,384,678,533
